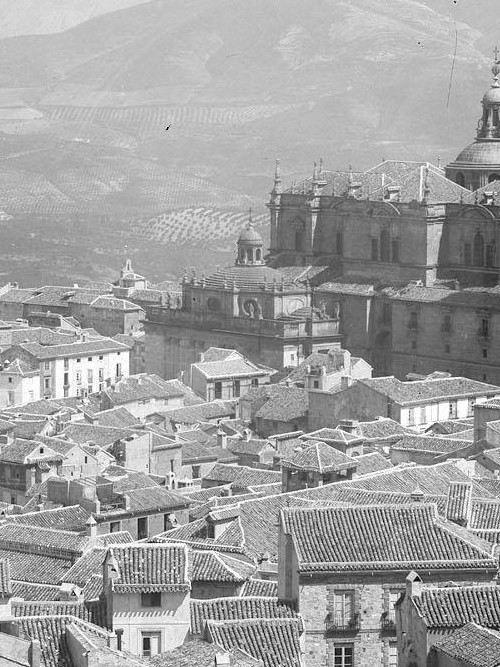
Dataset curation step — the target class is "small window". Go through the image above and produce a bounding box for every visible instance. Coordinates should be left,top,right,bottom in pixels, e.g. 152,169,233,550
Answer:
313,380,319,389
192,465,201,479
141,592,161,608
99,355,104,360
39,447,44,454
77,358,81,363
234,380,240,398
334,644,353,667
88,357,92,362
483,348,488,359
110,521,121,533
84,456,88,464
467,398,475,417
449,400,458,419
8,377,12,383
44,361,50,371
251,378,259,388
170,459,174,473
10,495,16,505
137,517,148,540
214,381,222,399
481,318,490,337
408,312,418,330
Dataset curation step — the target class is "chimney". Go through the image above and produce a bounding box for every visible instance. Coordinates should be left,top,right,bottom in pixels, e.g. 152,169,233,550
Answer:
217,430,228,449
107,632,118,651
338,419,359,434
85,515,97,539
405,571,422,598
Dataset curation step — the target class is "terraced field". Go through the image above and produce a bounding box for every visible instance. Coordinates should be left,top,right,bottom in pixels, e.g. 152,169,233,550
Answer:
133,207,268,245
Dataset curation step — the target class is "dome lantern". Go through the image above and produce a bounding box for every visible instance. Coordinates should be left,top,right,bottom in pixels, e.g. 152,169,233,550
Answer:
236,209,265,266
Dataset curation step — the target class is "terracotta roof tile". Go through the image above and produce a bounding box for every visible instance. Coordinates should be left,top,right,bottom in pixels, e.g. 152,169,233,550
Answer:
0,550,73,584
189,551,255,584
281,441,357,473
110,543,189,593
391,435,472,455
10,580,61,601
414,586,500,628
9,505,91,532
355,452,393,476
206,617,304,667
11,598,107,629
191,596,296,635
202,464,280,490
241,579,278,598
62,548,106,586
282,503,496,572
431,622,500,667
0,522,88,554
0,558,11,595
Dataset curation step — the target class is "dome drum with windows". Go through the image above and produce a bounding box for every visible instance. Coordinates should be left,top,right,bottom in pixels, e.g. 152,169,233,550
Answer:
236,209,264,266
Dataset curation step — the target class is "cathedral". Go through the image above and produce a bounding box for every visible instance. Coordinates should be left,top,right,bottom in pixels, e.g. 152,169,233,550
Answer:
145,59,500,384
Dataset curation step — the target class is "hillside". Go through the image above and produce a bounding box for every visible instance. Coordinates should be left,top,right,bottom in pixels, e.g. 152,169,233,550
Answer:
0,0,497,284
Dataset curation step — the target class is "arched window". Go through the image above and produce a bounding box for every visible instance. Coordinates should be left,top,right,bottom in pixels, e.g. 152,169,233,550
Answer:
239,248,245,263
456,172,465,187
246,249,254,263
488,173,500,183
473,231,484,266
256,248,262,261
380,229,390,262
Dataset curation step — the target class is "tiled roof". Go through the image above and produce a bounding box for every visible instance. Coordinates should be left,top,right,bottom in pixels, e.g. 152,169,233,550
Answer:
193,358,267,380
189,551,255,584
163,400,236,425
426,418,474,435
103,470,159,494
241,579,278,598
282,504,496,572
303,427,362,444
10,580,61,601
355,452,393,476
431,623,500,667
82,574,104,600
446,482,473,524
114,486,190,514
9,505,91,532
479,479,500,498
102,373,185,404
414,585,500,629
97,531,134,546
358,376,500,405
226,438,274,457
471,500,500,530
62,548,106,585
0,438,63,464
93,406,139,428
391,435,472,455
316,281,375,296
483,448,500,467
206,617,304,667
150,638,263,667
19,337,129,361
13,615,110,667
0,522,88,554
281,441,357,473
89,295,143,311
0,558,11,595
201,347,240,363
11,598,107,629
202,464,281,490
191,596,296,635
0,549,73,584
182,439,219,464
110,544,189,593
61,423,135,447
253,387,308,422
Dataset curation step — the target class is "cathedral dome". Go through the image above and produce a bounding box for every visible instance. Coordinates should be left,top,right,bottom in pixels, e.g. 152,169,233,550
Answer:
238,223,263,246
453,140,500,166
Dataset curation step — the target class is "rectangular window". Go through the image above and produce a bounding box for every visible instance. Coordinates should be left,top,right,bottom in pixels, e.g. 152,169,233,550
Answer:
313,380,319,389
371,238,379,261
408,312,418,330
481,318,490,337
449,400,458,419
332,591,354,628
99,368,104,381
8,377,12,384
88,369,93,384
99,355,104,360
334,645,353,667
214,381,222,399
391,239,399,263
419,407,426,424
76,371,82,384
170,459,174,473
192,465,201,479
44,361,50,371
116,363,122,378
467,398,475,417
251,378,259,388
63,387,69,398
234,379,240,398
411,340,417,351
64,358,69,370
483,348,488,359
110,521,121,533
88,357,92,362
442,314,452,332
44,378,50,391
141,593,161,608
445,343,451,354
141,632,161,657
137,517,148,540
408,408,415,426
77,358,81,363
7,391,14,406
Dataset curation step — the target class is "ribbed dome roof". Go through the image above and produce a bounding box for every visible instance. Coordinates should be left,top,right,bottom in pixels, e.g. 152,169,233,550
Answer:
238,224,263,246
205,265,295,290
451,140,500,166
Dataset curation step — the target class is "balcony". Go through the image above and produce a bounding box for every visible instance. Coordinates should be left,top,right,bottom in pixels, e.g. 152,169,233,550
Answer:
325,613,360,634
381,616,396,634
